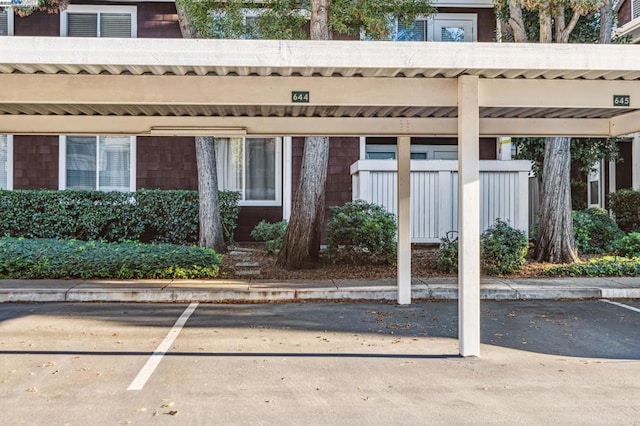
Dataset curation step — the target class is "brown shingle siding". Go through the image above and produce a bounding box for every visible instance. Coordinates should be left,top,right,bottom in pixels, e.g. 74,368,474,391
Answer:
13,136,59,189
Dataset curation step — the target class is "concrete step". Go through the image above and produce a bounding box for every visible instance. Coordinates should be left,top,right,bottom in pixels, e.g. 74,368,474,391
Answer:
236,270,261,276
236,262,260,268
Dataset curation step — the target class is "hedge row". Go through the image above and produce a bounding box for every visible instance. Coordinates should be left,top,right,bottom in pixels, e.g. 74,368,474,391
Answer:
0,189,240,245
0,237,223,279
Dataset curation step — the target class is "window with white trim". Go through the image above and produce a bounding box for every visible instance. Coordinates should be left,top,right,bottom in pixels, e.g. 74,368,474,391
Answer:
634,0,640,20
0,7,13,36
366,144,458,160
61,5,137,38
0,134,12,190
59,136,136,192
216,137,281,206
395,13,477,42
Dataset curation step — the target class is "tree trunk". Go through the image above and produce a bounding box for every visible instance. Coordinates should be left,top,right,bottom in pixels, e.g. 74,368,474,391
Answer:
535,137,579,263
277,0,332,270
599,1,613,44
195,136,226,252
507,0,529,42
175,5,226,253
310,0,331,40
277,136,330,269
539,11,553,43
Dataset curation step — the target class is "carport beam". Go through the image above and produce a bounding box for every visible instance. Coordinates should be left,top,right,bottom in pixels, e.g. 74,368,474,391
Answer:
458,75,481,357
397,135,411,305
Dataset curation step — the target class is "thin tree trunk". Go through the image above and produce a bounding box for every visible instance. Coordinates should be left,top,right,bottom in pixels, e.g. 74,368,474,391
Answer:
195,136,226,252
175,4,226,253
277,136,330,269
539,11,553,43
535,137,579,263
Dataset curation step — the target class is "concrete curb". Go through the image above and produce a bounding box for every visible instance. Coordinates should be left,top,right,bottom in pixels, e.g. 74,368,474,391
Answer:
1,280,640,303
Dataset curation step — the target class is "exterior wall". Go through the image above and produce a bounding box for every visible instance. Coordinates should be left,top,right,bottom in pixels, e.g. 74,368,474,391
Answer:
12,135,58,189
14,10,59,36
438,7,496,42
13,2,181,38
137,2,182,38
137,136,198,190
616,139,633,190
619,0,632,25
236,207,283,242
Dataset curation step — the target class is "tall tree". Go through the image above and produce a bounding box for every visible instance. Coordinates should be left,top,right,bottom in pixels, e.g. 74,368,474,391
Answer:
176,4,227,252
495,0,612,263
176,0,434,269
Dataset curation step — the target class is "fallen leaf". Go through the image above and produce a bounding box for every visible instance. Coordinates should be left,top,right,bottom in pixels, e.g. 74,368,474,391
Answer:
27,387,38,393
161,402,174,408
167,410,179,416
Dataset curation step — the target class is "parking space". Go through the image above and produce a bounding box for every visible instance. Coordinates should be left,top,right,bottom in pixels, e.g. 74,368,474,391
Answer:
1,300,639,424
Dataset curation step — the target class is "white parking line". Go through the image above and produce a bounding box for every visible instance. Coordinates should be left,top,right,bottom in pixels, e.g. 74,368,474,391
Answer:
127,302,199,391
601,299,640,314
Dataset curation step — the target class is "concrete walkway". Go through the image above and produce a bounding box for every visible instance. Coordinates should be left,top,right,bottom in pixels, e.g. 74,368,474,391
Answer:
1,276,640,303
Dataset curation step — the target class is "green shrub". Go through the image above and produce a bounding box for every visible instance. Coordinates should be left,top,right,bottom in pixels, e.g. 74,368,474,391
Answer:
435,232,459,274
572,207,623,254
250,220,288,254
544,256,640,277
0,189,240,246
436,219,528,275
326,200,396,264
0,237,222,279
615,232,640,258
481,219,528,275
609,189,640,233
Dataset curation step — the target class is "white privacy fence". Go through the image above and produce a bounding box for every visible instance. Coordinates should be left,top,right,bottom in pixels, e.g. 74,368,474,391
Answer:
351,160,532,243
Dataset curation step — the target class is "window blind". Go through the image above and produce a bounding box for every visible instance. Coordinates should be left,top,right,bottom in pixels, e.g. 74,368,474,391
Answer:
0,9,9,36
634,0,640,19
397,19,426,41
67,13,98,37
100,13,132,38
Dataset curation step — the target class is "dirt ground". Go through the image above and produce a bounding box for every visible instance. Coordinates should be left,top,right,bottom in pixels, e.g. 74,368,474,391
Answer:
223,243,551,280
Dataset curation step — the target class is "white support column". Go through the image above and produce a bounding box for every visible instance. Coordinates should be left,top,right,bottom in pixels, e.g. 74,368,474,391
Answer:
608,160,616,196
633,134,640,190
397,136,411,305
457,75,481,357
282,137,293,221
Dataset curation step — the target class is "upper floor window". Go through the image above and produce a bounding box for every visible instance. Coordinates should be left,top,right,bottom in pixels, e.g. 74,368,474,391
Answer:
0,7,13,36
216,137,281,206
61,5,137,38
59,136,136,192
366,144,458,160
0,134,12,190
634,0,640,20
395,13,476,42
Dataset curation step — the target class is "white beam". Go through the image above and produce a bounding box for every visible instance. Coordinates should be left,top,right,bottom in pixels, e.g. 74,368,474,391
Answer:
0,115,617,138
480,118,612,137
610,110,640,136
458,75,481,357
0,74,457,107
397,136,412,305
480,79,640,109
0,115,459,137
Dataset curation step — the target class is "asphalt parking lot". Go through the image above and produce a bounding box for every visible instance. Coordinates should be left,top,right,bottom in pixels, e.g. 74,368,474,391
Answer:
1,300,639,425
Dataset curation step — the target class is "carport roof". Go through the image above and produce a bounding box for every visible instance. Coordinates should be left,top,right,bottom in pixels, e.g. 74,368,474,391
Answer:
0,37,639,137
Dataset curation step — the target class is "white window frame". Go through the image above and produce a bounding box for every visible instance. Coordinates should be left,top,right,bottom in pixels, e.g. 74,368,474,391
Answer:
392,13,477,42
365,143,458,160
0,134,13,190
60,5,137,37
58,135,136,192
221,137,282,207
1,7,14,36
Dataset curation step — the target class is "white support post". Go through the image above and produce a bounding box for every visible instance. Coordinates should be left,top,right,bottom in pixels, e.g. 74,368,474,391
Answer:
397,136,411,305
282,137,293,221
633,134,640,190
517,170,530,237
437,170,453,239
457,75,481,357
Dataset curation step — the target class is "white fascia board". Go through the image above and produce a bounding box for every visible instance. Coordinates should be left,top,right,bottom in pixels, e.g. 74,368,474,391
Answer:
2,37,640,78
